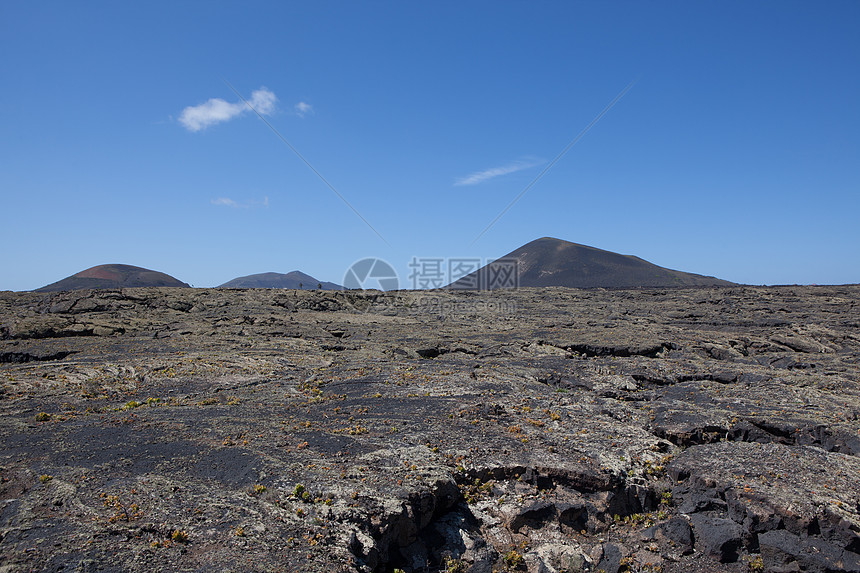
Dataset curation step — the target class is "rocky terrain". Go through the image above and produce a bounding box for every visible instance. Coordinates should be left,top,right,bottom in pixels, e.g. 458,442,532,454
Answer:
449,238,736,289
0,285,858,572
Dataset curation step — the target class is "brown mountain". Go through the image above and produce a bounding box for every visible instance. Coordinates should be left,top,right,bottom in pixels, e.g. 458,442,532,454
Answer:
218,271,343,290
448,237,736,289
35,264,190,292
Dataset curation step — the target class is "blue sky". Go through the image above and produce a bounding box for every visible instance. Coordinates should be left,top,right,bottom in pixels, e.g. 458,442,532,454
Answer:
2,1,858,291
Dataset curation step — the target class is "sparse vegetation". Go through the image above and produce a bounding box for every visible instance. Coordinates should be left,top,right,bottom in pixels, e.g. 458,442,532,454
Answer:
101,493,142,523
459,477,495,504
292,483,312,502
747,555,764,572
504,549,524,568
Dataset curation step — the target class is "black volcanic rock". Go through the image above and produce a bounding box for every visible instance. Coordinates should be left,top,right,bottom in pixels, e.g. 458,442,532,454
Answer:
449,237,736,289
218,271,343,290
35,264,189,292
1,284,859,572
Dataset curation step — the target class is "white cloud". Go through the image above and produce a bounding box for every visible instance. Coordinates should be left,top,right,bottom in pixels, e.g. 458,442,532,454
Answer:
211,197,240,207
294,101,313,117
210,196,270,209
249,89,276,115
455,158,544,186
179,88,277,132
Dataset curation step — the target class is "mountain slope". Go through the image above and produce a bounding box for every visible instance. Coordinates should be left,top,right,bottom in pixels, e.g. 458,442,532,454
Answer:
218,271,343,290
36,264,190,292
448,237,736,289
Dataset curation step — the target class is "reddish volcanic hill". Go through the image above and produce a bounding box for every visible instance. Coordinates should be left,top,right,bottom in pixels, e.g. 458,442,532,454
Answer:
35,264,190,292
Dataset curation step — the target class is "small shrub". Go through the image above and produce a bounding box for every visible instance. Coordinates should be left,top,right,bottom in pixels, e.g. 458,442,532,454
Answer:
171,529,188,543
747,555,764,572
504,549,524,567
38,474,53,483
444,556,468,572
34,412,51,422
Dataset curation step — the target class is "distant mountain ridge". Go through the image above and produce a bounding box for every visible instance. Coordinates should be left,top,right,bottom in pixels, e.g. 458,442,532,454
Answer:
218,271,343,290
448,237,736,289
31,241,732,293
35,264,190,292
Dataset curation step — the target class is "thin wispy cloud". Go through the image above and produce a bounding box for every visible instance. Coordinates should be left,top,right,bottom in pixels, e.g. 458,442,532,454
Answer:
455,157,544,186
294,102,313,117
211,197,239,207
211,196,269,209
179,88,277,132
